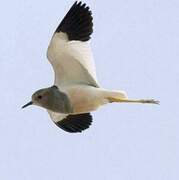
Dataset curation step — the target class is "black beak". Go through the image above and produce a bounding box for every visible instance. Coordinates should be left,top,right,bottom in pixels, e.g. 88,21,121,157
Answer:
22,101,33,109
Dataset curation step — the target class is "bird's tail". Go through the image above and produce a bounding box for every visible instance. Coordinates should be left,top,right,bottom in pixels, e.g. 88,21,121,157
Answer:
107,90,159,104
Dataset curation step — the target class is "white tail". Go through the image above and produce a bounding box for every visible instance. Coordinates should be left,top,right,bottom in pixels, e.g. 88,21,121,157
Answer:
107,90,128,100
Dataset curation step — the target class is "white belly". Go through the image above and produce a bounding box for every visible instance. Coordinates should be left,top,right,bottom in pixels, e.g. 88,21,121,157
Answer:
61,85,108,114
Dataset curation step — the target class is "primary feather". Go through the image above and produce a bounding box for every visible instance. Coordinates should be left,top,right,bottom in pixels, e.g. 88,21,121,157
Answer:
47,1,98,87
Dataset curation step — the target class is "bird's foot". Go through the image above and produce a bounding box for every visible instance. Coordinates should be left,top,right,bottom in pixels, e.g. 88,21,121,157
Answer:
139,99,160,104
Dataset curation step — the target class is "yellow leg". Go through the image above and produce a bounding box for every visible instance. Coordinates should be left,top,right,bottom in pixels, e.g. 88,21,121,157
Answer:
108,97,160,105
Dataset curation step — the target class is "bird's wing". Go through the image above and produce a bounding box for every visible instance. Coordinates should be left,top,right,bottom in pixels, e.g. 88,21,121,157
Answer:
47,1,99,87
48,111,92,133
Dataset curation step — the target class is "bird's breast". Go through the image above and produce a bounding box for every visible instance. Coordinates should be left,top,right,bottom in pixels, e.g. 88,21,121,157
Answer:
62,85,107,114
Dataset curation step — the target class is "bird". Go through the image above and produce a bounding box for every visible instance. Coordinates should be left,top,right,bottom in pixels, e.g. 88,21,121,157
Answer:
22,1,159,133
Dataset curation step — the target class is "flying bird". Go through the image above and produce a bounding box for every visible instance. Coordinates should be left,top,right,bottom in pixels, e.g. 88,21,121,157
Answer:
22,1,159,133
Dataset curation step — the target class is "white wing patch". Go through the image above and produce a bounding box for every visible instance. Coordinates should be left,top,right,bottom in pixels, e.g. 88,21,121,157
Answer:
47,32,99,87
68,40,97,81
47,110,67,123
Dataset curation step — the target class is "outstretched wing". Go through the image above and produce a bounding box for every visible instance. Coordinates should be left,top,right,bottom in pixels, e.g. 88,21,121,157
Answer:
48,111,93,133
47,1,99,87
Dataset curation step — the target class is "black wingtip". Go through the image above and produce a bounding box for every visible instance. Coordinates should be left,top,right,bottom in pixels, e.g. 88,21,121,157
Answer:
55,1,93,41
55,113,93,133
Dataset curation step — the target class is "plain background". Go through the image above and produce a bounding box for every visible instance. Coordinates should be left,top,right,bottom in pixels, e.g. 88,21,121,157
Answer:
0,0,178,179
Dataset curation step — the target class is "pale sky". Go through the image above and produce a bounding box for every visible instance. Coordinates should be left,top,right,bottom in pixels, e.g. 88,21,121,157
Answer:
0,0,178,179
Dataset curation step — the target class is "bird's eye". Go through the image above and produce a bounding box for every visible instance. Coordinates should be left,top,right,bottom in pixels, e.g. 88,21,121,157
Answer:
38,95,42,99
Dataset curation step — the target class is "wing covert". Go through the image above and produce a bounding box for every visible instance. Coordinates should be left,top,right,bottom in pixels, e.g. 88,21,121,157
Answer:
47,2,99,87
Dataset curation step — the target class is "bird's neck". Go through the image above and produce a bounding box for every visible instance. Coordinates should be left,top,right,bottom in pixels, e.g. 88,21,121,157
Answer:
46,86,73,114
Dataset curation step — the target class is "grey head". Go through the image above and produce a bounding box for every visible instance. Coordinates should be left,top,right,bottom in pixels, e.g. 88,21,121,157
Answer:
22,86,73,114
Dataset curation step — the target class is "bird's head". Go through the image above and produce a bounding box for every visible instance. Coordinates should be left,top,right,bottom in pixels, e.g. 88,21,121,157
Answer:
22,86,72,113
22,88,50,109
